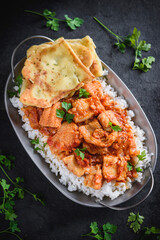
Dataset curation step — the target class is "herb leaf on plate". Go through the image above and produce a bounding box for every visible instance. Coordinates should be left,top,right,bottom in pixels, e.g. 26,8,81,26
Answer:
109,122,122,132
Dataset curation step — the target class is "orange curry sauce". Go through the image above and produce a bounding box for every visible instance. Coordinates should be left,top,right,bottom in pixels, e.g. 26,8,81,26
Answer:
22,80,139,190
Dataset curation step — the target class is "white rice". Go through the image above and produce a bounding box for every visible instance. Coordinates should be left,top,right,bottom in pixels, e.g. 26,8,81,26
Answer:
10,75,152,200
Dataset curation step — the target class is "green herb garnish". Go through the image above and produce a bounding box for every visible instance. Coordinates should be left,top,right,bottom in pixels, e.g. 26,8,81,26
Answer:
78,88,90,99
7,75,23,98
74,148,86,160
30,138,47,152
56,102,74,123
25,9,84,31
61,102,72,111
82,221,117,240
144,226,160,236
0,153,45,240
135,167,143,172
56,109,65,119
137,150,146,161
127,162,133,171
93,17,155,72
15,75,23,94
109,122,122,132
128,212,144,233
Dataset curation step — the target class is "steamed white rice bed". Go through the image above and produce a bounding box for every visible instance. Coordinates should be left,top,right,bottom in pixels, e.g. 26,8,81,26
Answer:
10,77,152,200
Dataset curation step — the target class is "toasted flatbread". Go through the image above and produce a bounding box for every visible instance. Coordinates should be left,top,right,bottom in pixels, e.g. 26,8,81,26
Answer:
20,38,95,108
66,36,103,77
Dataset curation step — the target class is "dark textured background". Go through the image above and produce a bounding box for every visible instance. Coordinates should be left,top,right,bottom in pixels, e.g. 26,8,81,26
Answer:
0,0,160,239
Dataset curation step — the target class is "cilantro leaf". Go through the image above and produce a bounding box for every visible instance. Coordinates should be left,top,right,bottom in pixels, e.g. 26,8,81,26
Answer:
30,138,39,145
93,17,155,73
10,220,21,233
0,179,10,190
133,56,155,72
136,167,143,172
56,109,65,118
144,226,160,235
65,113,74,123
90,222,99,234
127,162,133,171
109,122,122,132
103,222,117,234
128,212,144,233
61,102,72,111
43,9,56,17
56,103,74,123
137,150,146,161
25,9,84,32
74,148,86,160
46,19,59,31
78,88,90,98
64,14,84,30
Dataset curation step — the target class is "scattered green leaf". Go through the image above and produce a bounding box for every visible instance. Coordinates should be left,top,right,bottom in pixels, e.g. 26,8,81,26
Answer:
0,153,45,240
56,109,65,118
74,148,86,160
65,112,75,123
127,162,133,171
25,9,84,31
109,122,122,132
93,17,155,72
136,167,143,172
82,221,117,240
64,14,84,30
56,102,74,123
61,102,72,111
78,88,90,98
137,150,146,161
128,212,144,233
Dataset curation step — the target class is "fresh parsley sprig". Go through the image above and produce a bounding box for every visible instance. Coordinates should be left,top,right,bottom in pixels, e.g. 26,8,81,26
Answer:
56,101,74,123
7,75,23,98
93,17,155,72
82,221,117,240
0,153,45,240
109,121,122,132
127,212,160,239
128,212,144,233
25,9,84,31
137,150,146,161
30,138,47,152
74,148,86,160
78,88,90,99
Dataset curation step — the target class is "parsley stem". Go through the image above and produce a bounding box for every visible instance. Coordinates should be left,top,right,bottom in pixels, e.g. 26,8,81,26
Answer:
0,230,23,240
25,10,66,22
25,10,44,17
0,165,36,200
93,17,123,42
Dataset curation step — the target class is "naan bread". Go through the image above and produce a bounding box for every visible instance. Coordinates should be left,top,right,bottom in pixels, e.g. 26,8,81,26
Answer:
66,36,103,77
20,37,95,108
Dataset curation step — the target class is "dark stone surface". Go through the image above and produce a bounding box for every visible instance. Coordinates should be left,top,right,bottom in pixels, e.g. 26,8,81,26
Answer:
0,0,160,239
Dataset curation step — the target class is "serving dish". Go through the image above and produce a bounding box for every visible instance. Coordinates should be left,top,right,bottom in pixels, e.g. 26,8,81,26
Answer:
4,36,157,209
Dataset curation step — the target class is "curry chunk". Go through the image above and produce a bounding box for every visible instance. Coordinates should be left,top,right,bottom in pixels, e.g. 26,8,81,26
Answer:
39,102,62,128
47,122,81,154
69,97,104,123
68,98,94,123
79,119,107,147
63,155,85,177
84,165,103,190
98,110,120,130
83,80,103,99
103,155,118,182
